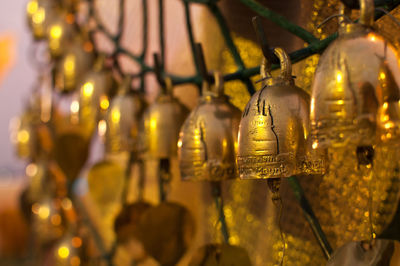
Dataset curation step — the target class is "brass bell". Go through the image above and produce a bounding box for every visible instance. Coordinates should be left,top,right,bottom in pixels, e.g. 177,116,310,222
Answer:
237,47,315,179
143,78,189,159
46,12,76,59
105,77,147,154
53,36,94,93
178,72,241,181
78,55,115,129
26,0,57,40
310,0,400,148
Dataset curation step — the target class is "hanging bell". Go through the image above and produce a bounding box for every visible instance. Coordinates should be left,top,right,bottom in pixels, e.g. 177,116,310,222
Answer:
46,12,76,59
26,0,57,40
105,77,147,154
143,78,189,159
238,47,317,179
78,55,115,130
53,35,94,93
178,72,241,181
310,0,400,149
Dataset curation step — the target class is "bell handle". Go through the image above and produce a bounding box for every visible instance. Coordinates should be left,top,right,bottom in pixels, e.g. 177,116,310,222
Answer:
261,47,292,81
212,71,224,97
165,77,173,95
339,0,374,27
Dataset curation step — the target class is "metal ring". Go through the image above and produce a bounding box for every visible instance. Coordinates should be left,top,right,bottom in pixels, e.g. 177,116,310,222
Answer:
261,47,292,81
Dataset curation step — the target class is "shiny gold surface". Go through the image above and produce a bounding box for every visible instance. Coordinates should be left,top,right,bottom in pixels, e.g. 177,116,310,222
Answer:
105,78,147,154
178,74,241,181
26,0,56,40
47,13,75,59
310,3,400,148
238,48,322,179
142,81,189,159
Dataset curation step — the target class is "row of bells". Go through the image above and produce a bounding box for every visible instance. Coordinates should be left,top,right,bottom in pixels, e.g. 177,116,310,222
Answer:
23,0,400,184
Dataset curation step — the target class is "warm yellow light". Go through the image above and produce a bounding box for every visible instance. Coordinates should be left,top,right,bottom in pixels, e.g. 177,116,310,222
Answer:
26,163,38,177
51,214,61,225
17,130,30,144
336,72,342,83
71,237,82,248
222,139,227,148
82,82,94,97
369,34,376,42
383,102,388,109
380,72,386,80
32,7,45,24
150,118,157,130
58,246,70,259
50,25,63,39
177,140,182,148
111,108,121,123
98,120,107,137
100,96,109,110
61,198,72,210
312,141,318,150
27,1,38,15
337,100,344,105
384,122,394,129
70,100,79,114
64,55,76,75
38,205,50,219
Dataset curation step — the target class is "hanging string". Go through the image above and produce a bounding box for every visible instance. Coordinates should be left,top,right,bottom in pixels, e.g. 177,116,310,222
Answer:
212,181,230,244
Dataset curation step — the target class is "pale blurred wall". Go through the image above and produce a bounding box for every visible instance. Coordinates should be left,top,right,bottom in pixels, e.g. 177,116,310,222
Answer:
0,0,34,207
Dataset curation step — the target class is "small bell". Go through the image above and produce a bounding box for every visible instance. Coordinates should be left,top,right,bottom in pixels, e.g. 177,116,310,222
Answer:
143,78,189,159
178,72,241,181
310,0,400,148
26,0,57,40
78,55,115,130
46,12,76,59
53,36,94,93
105,77,147,154
237,47,316,179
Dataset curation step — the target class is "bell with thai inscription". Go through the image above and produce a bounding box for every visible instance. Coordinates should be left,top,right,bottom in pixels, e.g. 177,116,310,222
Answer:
53,36,94,93
237,47,317,180
26,0,57,40
78,55,115,130
143,78,189,159
178,73,241,181
105,77,147,154
310,0,400,149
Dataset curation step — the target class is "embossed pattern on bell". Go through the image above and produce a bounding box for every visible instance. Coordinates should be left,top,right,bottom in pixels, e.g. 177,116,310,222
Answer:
178,81,241,181
311,26,400,148
238,48,323,179
143,92,189,159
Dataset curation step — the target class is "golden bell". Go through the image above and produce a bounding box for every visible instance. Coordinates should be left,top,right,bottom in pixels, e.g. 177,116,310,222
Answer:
78,55,115,129
143,79,189,159
53,37,94,93
178,73,241,181
310,0,400,148
47,13,76,59
105,77,147,154
26,0,57,40
237,48,315,179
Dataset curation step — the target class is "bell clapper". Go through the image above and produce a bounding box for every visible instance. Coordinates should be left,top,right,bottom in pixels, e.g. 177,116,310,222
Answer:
267,178,285,266
356,146,376,248
211,181,230,244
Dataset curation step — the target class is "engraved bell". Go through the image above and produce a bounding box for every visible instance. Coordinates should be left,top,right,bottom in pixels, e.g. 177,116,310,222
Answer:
237,47,314,179
105,77,147,154
143,78,189,159
26,0,57,40
178,73,241,181
53,36,94,93
310,0,400,148
78,55,115,129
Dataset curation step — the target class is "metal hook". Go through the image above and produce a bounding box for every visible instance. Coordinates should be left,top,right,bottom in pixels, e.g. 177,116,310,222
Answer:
153,53,166,89
252,16,279,66
195,43,213,85
317,14,353,28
